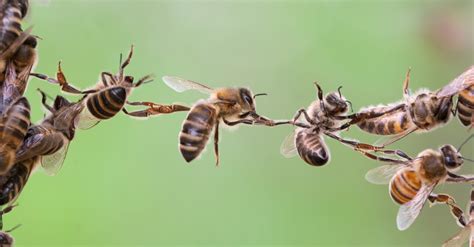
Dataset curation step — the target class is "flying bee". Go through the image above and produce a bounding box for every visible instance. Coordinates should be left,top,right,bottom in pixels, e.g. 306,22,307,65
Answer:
352,66,474,147
31,46,188,129
162,76,278,165
280,83,390,166
364,135,474,230
14,89,84,176
0,204,21,247
442,185,474,247
0,96,30,175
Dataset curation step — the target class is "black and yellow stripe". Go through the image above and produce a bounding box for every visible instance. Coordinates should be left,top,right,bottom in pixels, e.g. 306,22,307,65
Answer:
179,103,217,162
295,129,329,166
86,86,126,120
0,157,35,206
0,0,28,53
457,85,473,127
390,169,421,205
0,97,30,174
358,110,413,135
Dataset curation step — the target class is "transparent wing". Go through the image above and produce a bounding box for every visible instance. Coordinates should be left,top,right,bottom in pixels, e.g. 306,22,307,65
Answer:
397,183,435,231
437,66,474,98
75,104,101,130
280,130,297,158
365,164,404,185
162,76,214,94
41,137,70,176
442,227,470,247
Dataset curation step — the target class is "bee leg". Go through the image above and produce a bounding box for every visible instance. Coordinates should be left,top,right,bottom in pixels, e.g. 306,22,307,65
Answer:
30,62,83,94
123,101,190,117
324,132,386,151
101,72,116,87
351,147,408,164
118,45,134,80
0,204,18,216
402,67,411,97
222,118,254,126
292,109,315,125
214,121,220,166
314,82,329,115
446,172,474,184
428,193,467,227
37,89,54,112
133,74,155,88
369,149,413,161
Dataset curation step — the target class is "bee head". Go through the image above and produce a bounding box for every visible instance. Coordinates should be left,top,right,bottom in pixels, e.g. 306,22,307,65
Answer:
440,145,463,170
122,75,134,87
239,88,257,112
324,87,350,115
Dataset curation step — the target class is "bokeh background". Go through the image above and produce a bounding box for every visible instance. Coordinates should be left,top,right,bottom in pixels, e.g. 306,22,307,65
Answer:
9,0,473,246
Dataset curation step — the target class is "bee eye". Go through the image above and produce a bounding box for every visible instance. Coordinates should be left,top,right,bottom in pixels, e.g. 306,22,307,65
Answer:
244,94,253,104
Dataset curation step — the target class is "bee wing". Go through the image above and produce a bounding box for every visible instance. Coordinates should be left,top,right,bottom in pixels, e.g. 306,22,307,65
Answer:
397,183,435,231
437,66,474,98
442,227,470,247
75,105,101,130
162,76,214,95
40,136,70,176
280,130,298,158
365,164,404,185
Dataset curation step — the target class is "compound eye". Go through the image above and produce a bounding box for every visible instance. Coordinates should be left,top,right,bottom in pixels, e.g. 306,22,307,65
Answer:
243,94,253,105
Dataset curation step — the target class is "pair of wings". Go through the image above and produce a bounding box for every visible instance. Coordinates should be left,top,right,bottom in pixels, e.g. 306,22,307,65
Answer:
163,76,214,95
16,128,70,176
366,163,436,231
436,66,474,98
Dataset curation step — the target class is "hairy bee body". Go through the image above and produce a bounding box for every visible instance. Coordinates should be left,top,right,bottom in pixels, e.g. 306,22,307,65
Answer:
179,102,217,162
357,91,453,136
85,86,127,120
0,157,36,206
457,85,474,127
0,97,30,174
389,149,447,205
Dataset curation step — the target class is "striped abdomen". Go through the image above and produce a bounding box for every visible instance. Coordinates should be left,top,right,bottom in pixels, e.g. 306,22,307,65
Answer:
295,129,329,166
86,86,126,120
0,157,35,206
457,85,474,127
179,103,217,162
389,169,421,205
14,125,65,163
357,108,413,135
0,0,26,53
0,97,30,174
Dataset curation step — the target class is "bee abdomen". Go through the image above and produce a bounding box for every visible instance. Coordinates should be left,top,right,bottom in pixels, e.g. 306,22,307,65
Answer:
295,130,329,166
358,111,412,135
457,86,474,127
0,158,34,206
0,97,30,174
390,169,421,205
86,86,126,120
0,0,26,52
179,103,217,162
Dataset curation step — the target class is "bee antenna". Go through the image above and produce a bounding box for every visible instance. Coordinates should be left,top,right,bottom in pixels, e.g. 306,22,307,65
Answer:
5,224,21,233
457,134,474,153
461,157,474,163
337,86,343,98
345,100,354,113
253,93,268,99
119,53,123,70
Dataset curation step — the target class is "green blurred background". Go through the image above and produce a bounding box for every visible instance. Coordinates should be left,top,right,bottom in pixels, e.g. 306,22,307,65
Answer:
8,0,473,246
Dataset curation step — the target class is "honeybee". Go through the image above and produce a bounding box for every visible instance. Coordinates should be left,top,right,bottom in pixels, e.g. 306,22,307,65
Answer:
442,185,474,247
31,46,188,129
0,96,30,175
0,204,20,247
364,135,474,230
281,83,388,166
14,89,84,176
456,83,474,128
162,76,278,165
353,66,474,147
0,0,35,84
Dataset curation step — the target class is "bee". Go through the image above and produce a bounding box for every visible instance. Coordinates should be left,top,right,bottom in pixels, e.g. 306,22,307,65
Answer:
162,76,278,165
0,96,30,175
0,204,21,247
280,83,389,166
364,135,474,230
353,66,474,147
456,83,474,128
0,0,35,84
442,185,474,247
31,46,187,129
14,89,84,176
